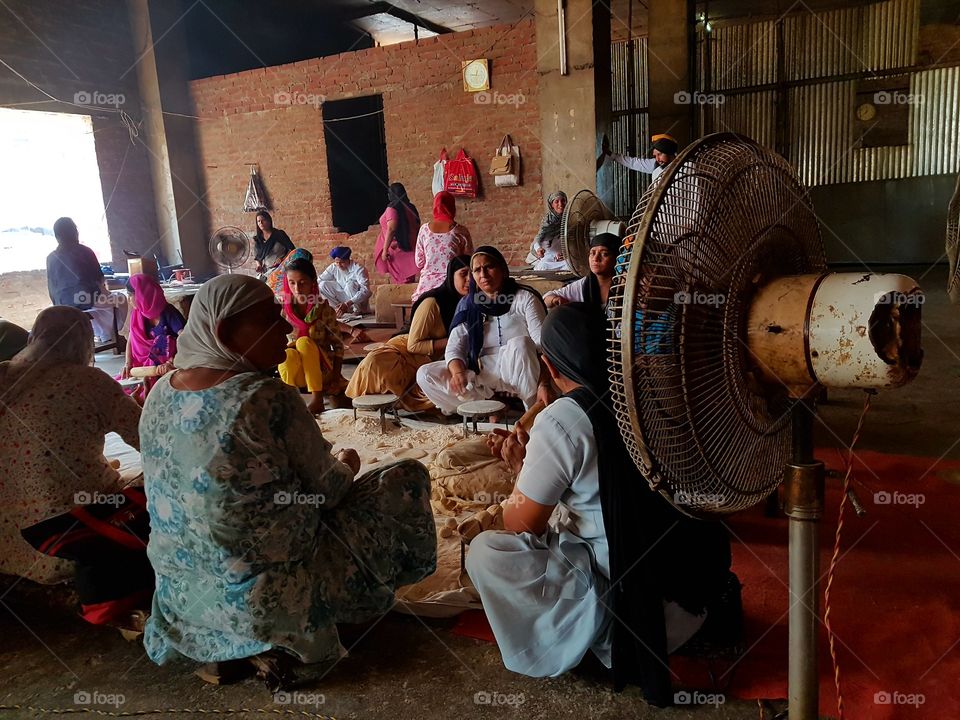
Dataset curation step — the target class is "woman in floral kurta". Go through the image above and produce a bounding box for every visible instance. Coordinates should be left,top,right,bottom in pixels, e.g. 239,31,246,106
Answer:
412,191,473,300
140,274,436,668
0,306,141,583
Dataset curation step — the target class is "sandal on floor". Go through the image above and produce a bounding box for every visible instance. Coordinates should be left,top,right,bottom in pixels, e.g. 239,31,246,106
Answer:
195,659,255,685
248,650,298,693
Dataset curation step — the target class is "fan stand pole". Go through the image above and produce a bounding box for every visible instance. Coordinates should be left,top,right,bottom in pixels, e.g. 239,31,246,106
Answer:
784,398,825,719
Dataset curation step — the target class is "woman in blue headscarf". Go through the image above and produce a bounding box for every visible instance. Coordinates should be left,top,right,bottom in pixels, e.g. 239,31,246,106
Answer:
416,246,550,414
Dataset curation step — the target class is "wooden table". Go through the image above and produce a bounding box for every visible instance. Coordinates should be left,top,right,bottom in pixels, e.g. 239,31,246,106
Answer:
391,302,413,330
352,393,401,433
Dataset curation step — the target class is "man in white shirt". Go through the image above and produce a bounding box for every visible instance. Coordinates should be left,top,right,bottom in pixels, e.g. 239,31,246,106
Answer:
318,246,372,316
602,133,679,182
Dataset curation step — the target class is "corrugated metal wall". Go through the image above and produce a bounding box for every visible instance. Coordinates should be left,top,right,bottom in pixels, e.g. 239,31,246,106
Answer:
611,37,651,217
697,0,959,187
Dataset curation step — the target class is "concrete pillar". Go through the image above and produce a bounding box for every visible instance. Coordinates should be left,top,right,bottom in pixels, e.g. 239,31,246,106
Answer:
647,0,693,148
126,0,212,277
535,0,612,202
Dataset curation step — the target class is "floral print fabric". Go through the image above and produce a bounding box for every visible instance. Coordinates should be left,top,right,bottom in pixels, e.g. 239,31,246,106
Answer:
140,373,436,664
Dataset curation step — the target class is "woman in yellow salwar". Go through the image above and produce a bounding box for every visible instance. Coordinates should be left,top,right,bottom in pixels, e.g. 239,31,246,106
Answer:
279,251,348,415
347,255,470,412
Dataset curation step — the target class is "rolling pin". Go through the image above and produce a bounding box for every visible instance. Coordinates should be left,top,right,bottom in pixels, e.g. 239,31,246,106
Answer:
129,366,162,378
515,401,546,429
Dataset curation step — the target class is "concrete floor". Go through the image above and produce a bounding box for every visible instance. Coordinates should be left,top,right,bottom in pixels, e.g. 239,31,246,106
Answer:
0,265,955,720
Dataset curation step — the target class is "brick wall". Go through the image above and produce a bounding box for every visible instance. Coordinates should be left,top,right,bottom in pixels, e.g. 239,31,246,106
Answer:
0,0,159,269
190,19,545,293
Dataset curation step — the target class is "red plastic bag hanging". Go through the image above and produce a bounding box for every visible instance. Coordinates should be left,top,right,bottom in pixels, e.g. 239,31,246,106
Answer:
444,148,479,198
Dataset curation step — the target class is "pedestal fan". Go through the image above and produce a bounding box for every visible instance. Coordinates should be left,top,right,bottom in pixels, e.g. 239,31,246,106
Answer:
606,133,923,718
208,226,252,274
947,173,960,304
560,189,625,276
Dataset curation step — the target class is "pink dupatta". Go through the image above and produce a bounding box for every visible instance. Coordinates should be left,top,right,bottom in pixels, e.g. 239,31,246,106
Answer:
128,274,171,366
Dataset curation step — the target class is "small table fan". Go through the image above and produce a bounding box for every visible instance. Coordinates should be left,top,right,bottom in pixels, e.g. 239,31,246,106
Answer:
560,189,626,276
208,226,252,273
606,133,923,718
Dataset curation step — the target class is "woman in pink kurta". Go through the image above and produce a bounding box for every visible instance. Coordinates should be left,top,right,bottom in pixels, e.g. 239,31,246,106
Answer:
413,191,473,300
374,182,420,284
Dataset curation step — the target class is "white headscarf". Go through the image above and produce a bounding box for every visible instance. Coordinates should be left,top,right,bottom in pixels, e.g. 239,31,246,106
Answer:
174,274,277,372
0,306,94,404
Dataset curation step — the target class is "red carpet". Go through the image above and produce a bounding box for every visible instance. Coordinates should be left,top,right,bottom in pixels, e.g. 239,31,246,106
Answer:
676,448,960,718
454,449,960,718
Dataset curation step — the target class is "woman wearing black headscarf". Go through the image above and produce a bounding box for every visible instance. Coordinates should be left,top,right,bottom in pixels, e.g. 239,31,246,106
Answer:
544,232,620,312
416,246,549,414
466,303,734,707
346,255,471,412
375,182,421,284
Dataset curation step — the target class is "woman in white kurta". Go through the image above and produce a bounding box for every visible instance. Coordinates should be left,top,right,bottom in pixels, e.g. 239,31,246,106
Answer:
466,303,735,707
416,246,548,414
318,246,372,315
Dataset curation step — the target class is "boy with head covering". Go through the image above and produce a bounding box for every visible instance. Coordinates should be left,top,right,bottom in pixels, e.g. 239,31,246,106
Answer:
601,133,680,183
466,303,734,707
526,191,570,272
317,246,372,315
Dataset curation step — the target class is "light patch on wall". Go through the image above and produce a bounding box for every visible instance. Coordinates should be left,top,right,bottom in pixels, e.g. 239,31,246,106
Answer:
0,108,111,272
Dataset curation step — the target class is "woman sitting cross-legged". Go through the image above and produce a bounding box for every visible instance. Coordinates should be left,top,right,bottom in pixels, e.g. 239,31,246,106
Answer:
346,255,471,412
466,303,736,708
139,274,437,689
416,246,551,415
0,307,142,583
120,273,186,401
277,251,348,414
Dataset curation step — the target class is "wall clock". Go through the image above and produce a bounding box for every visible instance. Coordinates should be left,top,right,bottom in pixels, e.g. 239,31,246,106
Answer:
462,59,490,92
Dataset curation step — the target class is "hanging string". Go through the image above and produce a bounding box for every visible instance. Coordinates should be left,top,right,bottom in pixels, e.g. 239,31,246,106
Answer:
823,390,873,720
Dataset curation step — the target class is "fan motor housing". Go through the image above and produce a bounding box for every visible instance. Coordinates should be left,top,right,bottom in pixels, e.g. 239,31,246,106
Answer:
747,272,923,393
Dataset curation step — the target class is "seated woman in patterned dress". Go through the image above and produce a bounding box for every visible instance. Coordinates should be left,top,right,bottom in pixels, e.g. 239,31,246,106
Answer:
120,273,186,402
277,251,348,414
139,274,437,689
0,307,142,587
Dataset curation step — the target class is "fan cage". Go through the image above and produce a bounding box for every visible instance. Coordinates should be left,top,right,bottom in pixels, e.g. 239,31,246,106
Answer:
947,174,960,304
209,227,253,270
560,190,616,277
606,133,827,517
